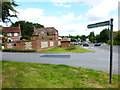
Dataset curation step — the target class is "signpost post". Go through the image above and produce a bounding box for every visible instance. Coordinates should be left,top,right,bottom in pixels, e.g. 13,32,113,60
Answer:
87,18,113,83
109,18,113,83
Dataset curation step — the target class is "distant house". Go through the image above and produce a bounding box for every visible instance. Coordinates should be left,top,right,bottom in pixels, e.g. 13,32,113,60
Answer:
2,24,22,41
32,27,58,40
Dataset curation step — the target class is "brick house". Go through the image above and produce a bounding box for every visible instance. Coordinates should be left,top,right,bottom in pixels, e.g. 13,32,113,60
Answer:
32,27,58,40
2,24,22,41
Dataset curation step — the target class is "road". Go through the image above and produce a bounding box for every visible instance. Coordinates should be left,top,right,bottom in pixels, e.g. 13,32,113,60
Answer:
2,44,119,74
84,44,119,54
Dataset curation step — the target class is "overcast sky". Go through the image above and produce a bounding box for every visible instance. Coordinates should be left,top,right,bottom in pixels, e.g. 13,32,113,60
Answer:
1,0,119,36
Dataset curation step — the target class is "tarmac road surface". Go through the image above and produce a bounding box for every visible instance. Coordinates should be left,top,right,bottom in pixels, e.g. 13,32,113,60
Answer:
2,45,119,74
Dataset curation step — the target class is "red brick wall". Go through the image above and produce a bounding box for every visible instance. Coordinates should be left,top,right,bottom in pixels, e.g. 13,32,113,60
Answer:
4,40,59,51
36,40,58,51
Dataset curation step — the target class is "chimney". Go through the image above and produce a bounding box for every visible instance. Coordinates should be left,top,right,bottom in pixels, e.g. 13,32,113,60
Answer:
18,24,22,38
18,24,20,28
34,26,36,32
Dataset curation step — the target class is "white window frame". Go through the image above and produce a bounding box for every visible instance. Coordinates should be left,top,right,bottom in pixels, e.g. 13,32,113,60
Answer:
14,33,19,36
7,33,12,36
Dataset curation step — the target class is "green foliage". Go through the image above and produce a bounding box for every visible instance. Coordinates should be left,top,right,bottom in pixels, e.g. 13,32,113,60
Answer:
3,48,36,52
29,38,35,40
1,0,18,23
21,36,30,40
76,35,80,40
66,44,76,50
88,32,95,43
99,28,109,43
60,35,87,42
33,23,44,29
2,37,8,42
113,40,120,45
80,35,87,42
95,35,100,43
39,45,91,53
107,40,110,45
68,35,76,42
42,36,49,40
113,31,120,45
11,21,44,40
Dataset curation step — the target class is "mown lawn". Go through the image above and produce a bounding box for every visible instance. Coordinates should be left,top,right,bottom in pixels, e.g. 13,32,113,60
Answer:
38,45,91,53
1,60,119,88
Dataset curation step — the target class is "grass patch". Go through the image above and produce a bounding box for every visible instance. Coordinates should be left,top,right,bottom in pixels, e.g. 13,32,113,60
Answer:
38,45,91,53
1,60,119,88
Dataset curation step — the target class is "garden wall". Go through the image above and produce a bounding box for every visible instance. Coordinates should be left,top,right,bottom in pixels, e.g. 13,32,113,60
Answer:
4,39,61,51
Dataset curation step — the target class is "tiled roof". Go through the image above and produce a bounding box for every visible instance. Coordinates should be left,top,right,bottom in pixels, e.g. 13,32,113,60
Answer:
44,27,58,32
33,27,58,35
2,27,21,33
61,37,70,41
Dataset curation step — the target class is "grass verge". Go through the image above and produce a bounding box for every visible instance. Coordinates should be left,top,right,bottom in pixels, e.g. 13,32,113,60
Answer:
38,45,91,53
2,60,119,88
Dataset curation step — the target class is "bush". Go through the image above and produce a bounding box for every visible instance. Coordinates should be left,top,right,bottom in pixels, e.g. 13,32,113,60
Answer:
113,40,120,45
2,48,36,52
66,44,76,51
107,40,120,45
107,40,110,45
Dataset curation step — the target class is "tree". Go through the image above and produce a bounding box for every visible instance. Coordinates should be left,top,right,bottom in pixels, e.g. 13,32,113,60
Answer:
95,34,100,43
68,35,76,42
33,23,44,29
113,31,120,45
11,21,44,39
99,28,109,43
80,35,86,42
1,0,18,24
76,35,80,40
88,31,95,43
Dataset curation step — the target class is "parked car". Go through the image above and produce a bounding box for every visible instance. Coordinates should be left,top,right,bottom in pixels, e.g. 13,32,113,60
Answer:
71,42,82,45
83,42,89,46
94,43,101,46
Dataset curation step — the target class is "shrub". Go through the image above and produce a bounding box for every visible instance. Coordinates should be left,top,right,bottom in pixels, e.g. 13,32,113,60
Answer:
42,36,49,40
29,38,35,40
66,44,76,51
107,40,110,45
2,48,36,52
113,40,120,45
107,40,120,45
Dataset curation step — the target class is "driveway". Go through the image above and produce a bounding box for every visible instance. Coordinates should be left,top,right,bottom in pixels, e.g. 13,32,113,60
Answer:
2,45,119,74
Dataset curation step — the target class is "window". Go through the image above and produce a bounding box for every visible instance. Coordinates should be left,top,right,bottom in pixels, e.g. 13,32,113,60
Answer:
41,31,44,34
14,39,19,41
14,33,19,36
7,33,12,36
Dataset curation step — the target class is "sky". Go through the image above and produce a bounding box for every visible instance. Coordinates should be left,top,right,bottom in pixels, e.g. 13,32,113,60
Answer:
1,0,119,36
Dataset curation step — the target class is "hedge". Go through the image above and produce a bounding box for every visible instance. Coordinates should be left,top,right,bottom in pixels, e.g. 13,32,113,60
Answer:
2,48,37,52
